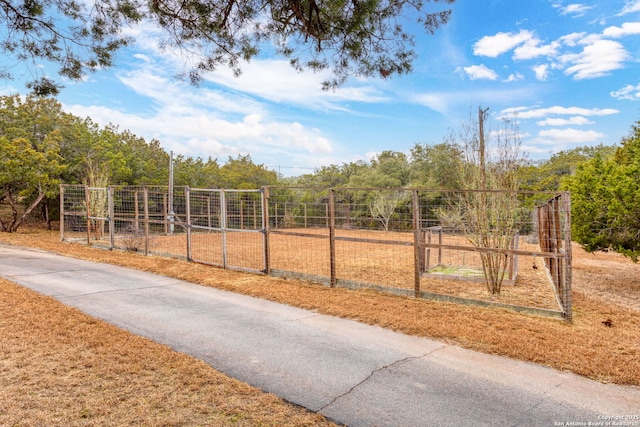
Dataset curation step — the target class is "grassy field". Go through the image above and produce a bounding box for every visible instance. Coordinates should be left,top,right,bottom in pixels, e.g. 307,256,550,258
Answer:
1,225,639,425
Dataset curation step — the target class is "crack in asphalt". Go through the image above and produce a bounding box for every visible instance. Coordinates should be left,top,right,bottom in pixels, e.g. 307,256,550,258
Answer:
317,345,446,413
512,380,566,427
3,269,87,278
56,281,185,299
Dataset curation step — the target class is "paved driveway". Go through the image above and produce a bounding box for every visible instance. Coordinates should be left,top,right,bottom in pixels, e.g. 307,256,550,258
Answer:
1,243,638,427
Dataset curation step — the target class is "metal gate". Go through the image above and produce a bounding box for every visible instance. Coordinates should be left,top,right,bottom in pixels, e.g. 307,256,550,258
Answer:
188,188,266,273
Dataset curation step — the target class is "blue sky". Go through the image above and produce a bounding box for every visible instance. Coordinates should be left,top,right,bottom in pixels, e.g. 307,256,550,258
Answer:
5,0,640,176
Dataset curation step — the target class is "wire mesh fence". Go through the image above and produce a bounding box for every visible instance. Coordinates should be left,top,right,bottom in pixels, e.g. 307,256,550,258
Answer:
61,184,572,320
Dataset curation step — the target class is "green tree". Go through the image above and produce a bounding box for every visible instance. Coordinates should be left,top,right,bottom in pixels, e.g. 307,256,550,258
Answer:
565,123,640,261
2,0,454,95
0,135,65,231
295,161,367,188
59,119,170,186
219,155,278,189
519,144,617,192
409,141,462,189
173,155,221,187
348,151,410,188
116,131,170,185
346,151,411,230
60,119,127,187
0,94,72,229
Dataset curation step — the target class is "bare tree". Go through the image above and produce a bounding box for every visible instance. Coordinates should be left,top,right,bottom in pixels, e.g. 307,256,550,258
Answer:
440,107,525,294
369,190,409,232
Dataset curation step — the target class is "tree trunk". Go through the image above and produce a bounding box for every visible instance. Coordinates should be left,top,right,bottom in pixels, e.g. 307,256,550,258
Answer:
42,198,52,230
0,185,46,232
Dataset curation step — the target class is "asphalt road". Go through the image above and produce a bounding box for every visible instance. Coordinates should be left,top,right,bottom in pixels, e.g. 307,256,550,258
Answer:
1,243,639,427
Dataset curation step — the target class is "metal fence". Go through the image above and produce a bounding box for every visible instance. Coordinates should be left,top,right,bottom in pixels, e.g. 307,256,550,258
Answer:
61,185,572,320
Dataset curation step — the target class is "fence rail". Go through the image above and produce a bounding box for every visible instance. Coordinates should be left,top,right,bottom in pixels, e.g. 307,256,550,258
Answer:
61,184,573,320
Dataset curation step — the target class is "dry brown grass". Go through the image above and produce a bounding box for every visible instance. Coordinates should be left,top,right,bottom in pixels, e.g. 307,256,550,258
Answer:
0,277,337,426
1,225,639,424
0,260,343,427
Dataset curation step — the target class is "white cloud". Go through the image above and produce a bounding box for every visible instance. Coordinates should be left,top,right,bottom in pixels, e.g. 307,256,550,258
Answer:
603,22,640,38
499,106,619,119
458,64,498,80
411,88,536,117
473,30,557,61
62,67,336,162
410,93,452,116
469,21,637,83
532,64,550,81
121,19,386,111
560,39,629,79
536,128,605,144
559,4,594,16
513,39,560,60
203,59,388,111
473,30,534,57
559,32,588,47
471,26,632,82
504,73,524,82
535,116,594,126
118,71,263,117
610,83,640,100
618,0,640,15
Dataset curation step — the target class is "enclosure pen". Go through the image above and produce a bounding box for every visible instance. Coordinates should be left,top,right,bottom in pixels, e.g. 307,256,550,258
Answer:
61,185,573,320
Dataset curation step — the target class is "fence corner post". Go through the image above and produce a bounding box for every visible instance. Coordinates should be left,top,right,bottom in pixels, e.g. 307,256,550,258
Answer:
562,191,573,322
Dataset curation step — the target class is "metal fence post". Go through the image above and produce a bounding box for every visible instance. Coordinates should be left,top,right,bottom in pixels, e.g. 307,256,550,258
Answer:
262,187,270,274
221,189,228,268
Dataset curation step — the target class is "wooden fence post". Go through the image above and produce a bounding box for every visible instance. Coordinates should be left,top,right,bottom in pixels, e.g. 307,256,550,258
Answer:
562,192,573,321
186,187,191,261
108,186,115,250
59,185,65,242
143,186,149,256
329,189,336,287
262,187,270,274
412,190,421,297
85,185,91,246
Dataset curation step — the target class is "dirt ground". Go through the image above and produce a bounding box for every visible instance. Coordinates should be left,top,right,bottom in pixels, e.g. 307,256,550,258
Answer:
1,226,639,424
87,227,568,311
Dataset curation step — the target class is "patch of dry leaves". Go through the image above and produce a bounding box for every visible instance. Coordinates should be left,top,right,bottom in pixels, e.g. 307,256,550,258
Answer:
1,226,639,425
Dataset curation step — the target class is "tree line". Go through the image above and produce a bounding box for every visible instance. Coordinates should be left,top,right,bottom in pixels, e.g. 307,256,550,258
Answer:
0,94,278,232
1,94,638,262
